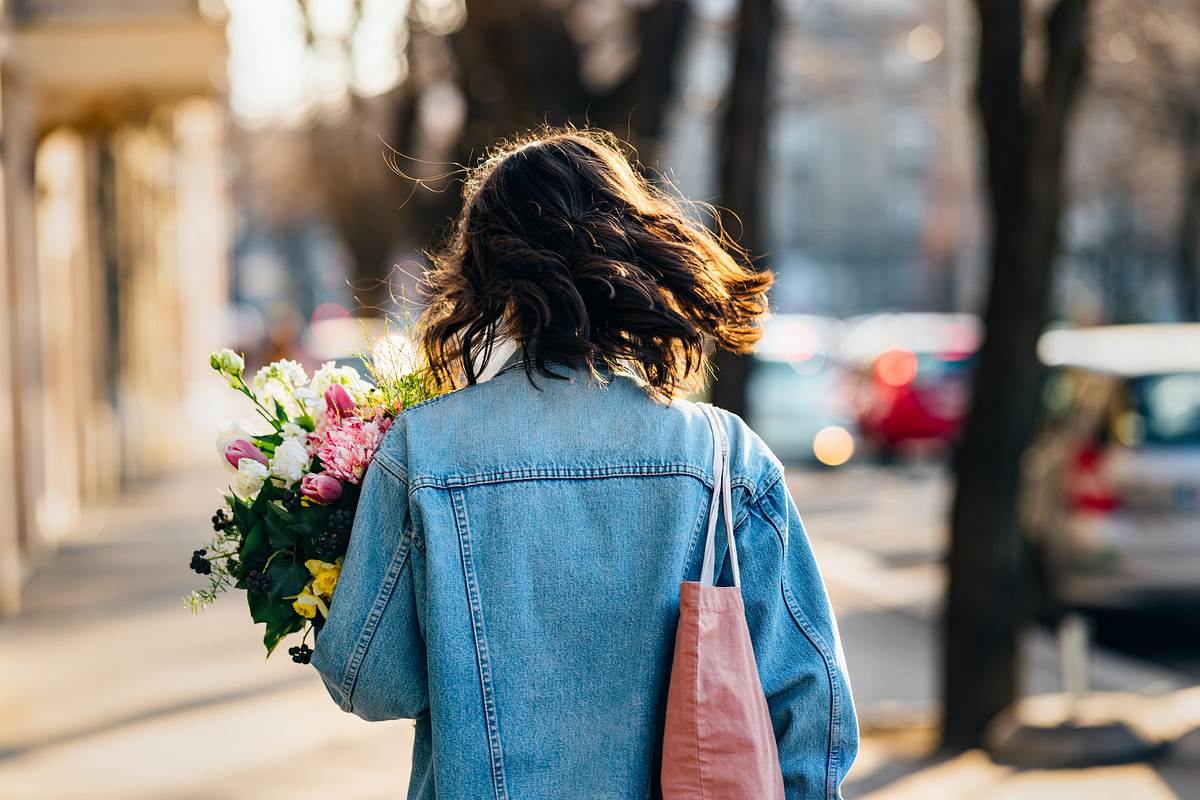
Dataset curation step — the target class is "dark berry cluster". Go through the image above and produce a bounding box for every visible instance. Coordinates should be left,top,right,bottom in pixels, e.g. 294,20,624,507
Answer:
246,569,271,594
288,644,313,664
282,490,303,514
313,530,342,560
329,509,353,536
211,508,233,532
313,509,354,559
189,549,212,575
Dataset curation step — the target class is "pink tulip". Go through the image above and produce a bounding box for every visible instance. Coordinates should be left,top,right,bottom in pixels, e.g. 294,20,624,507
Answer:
300,472,343,504
324,384,356,417
225,439,268,469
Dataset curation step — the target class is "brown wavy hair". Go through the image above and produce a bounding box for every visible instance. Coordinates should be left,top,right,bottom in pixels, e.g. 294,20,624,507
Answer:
419,127,772,399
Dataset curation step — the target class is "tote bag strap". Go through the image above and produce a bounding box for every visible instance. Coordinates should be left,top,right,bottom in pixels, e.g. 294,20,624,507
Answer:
699,404,741,588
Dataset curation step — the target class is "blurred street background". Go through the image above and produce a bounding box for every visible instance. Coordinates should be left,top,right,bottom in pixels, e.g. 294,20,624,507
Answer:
1,0,1199,797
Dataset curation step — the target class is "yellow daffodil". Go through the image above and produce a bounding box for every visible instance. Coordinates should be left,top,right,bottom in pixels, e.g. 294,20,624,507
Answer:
304,558,337,574
304,557,344,600
292,584,329,619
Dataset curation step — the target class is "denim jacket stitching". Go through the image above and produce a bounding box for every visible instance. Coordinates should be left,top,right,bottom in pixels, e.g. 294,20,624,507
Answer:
338,525,414,713
450,488,510,800
750,467,785,507
409,463,712,491
752,490,844,800
680,492,712,582
373,449,408,482
408,525,427,557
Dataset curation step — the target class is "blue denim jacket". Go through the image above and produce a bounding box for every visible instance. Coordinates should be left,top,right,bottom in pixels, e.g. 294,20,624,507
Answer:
312,362,858,799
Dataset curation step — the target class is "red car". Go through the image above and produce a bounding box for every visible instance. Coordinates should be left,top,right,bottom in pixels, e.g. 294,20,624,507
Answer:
841,313,981,457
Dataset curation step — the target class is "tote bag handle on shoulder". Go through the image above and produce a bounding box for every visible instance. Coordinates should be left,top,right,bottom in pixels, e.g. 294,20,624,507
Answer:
660,404,785,800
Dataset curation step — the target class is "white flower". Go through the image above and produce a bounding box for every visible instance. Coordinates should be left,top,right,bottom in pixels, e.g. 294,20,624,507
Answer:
215,348,244,372
251,359,308,389
253,380,288,416
216,419,259,463
276,359,309,387
280,422,307,442
252,359,309,393
251,359,311,419
292,387,320,419
232,458,269,500
270,437,310,487
210,349,246,387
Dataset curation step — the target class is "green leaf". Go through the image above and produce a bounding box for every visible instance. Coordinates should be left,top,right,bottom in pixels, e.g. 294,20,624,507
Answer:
264,613,304,656
267,558,309,604
290,505,333,548
231,495,258,535
239,521,270,573
265,507,298,549
247,589,305,656
250,479,283,515
266,500,292,522
247,584,275,623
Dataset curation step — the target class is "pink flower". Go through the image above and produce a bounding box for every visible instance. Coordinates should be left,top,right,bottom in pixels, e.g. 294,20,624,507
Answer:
324,384,356,418
300,473,343,504
316,416,392,484
225,439,268,470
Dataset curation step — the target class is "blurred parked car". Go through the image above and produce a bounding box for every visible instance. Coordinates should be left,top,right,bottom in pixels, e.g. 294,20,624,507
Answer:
744,314,856,466
840,312,981,458
1021,324,1200,614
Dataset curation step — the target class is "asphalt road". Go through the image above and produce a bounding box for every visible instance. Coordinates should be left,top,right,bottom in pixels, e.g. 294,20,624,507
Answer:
787,460,1200,690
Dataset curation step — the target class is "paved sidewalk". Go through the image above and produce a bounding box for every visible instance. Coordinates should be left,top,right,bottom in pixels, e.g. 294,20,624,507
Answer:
0,466,414,799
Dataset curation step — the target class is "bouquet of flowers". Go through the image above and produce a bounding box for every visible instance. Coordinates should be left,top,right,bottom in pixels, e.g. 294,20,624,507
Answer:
186,346,437,663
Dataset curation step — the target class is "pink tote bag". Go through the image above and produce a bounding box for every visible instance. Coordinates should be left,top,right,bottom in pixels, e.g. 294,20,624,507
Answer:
661,404,785,799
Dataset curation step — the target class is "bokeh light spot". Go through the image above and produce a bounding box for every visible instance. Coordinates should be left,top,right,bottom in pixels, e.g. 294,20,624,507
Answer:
905,25,944,63
813,426,855,467
876,350,918,388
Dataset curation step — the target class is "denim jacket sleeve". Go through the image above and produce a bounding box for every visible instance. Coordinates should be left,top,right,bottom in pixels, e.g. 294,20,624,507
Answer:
310,450,429,721
740,471,858,799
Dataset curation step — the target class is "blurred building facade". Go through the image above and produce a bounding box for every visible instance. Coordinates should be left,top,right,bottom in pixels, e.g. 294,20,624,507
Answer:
668,0,984,318
0,0,229,615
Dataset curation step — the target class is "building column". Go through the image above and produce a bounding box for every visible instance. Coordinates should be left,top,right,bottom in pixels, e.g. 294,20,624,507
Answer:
0,72,39,617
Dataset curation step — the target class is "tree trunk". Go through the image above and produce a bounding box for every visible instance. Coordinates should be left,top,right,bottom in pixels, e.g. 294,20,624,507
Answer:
710,0,776,418
942,0,1090,752
309,90,416,316
613,0,693,155
1178,108,1200,321
451,0,691,163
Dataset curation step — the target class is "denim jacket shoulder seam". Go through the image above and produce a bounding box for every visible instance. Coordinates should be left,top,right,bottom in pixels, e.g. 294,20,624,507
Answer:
337,528,414,713
373,449,408,483
751,492,844,799
750,467,785,509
